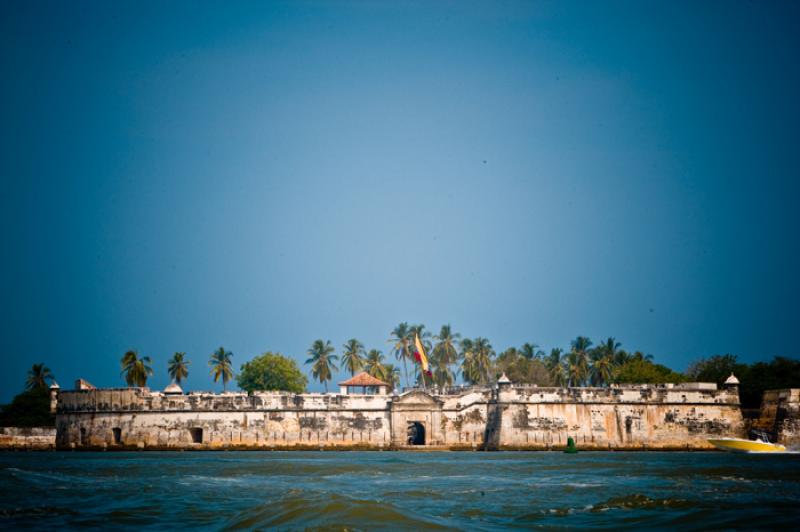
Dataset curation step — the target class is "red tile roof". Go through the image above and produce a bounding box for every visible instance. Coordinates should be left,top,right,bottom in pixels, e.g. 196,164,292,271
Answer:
338,372,389,387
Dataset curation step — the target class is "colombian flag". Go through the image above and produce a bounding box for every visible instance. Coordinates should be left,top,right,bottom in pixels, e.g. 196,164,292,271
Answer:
413,334,432,376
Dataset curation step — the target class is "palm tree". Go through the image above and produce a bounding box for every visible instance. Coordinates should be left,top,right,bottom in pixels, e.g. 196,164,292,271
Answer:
460,337,494,385
431,360,455,389
433,325,460,365
389,322,413,387
546,348,566,386
591,354,614,387
591,338,621,386
432,325,460,388
459,338,479,384
341,338,366,376
120,350,153,387
209,347,234,391
501,346,521,360
571,336,593,356
364,349,388,381
569,336,593,387
614,349,632,367
409,324,432,352
565,350,589,387
168,352,190,385
597,337,622,357
382,363,402,391
473,337,495,385
306,339,338,392
26,363,54,390
520,343,544,360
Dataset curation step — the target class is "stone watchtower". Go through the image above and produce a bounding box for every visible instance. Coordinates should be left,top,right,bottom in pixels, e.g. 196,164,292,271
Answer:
723,373,740,397
49,382,60,414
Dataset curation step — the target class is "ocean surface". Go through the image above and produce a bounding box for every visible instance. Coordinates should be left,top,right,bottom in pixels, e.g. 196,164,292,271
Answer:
1,451,799,530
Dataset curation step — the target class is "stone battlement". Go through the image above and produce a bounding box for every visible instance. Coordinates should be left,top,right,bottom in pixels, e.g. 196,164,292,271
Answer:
56,388,393,414
56,382,735,414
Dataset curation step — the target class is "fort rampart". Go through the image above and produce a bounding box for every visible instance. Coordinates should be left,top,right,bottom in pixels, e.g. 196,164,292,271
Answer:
53,380,746,450
0,427,57,450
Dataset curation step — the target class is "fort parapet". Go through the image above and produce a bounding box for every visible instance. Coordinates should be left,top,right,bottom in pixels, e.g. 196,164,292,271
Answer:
0,427,57,450
54,380,746,450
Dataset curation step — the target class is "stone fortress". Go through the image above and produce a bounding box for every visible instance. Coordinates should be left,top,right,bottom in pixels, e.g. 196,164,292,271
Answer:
49,371,800,451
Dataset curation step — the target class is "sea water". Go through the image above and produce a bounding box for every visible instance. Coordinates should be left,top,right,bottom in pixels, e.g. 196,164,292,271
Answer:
1,451,799,529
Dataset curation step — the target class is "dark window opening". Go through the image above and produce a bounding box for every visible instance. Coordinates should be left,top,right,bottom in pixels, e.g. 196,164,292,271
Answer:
190,428,203,444
112,428,122,445
625,417,633,434
407,422,425,445
80,427,87,445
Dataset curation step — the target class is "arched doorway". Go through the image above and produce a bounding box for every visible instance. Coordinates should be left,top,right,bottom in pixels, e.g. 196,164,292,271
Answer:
407,422,425,445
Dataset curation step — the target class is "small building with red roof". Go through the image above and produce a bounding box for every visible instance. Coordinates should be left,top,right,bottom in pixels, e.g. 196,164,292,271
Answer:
338,372,390,395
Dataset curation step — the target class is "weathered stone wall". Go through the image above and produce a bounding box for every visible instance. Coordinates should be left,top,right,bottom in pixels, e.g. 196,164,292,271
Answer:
54,383,745,450
0,427,57,450
752,389,800,446
56,389,392,449
494,385,742,449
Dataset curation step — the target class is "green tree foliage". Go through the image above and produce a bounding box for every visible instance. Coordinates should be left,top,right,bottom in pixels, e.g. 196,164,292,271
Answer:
686,354,744,384
566,336,592,386
460,337,494,385
0,388,54,427
209,347,234,391
589,338,622,387
389,322,413,388
474,337,495,385
306,339,338,392
341,338,365,376
431,325,460,388
494,348,552,385
167,352,190,384
739,357,800,408
382,363,401,391
520,342,544,360
26,363,54,390
459,338,478,384
687,355,800,408
546,348,566,386
237,352,307,393
614,359,686,384
364,349,389,381
120,350,153,387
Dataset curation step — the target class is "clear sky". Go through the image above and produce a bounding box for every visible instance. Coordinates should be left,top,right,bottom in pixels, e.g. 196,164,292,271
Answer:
1,1,798,401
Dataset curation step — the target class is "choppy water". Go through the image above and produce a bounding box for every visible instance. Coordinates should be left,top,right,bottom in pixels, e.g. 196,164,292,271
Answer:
1,451,799,530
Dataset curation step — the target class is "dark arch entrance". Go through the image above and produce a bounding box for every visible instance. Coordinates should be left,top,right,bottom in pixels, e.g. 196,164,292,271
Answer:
407,422,426,445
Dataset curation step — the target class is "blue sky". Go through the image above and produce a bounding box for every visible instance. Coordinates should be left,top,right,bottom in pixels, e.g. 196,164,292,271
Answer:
1,1,798,400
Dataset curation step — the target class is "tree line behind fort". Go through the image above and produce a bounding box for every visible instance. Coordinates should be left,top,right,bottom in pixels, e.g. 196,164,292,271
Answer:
3,322,799,428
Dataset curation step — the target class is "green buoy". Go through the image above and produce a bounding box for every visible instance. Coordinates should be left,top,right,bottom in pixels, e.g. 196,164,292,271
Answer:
564,436,578,454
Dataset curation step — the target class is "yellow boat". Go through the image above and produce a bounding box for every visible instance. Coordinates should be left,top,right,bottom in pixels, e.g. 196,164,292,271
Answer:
708,433,786,453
